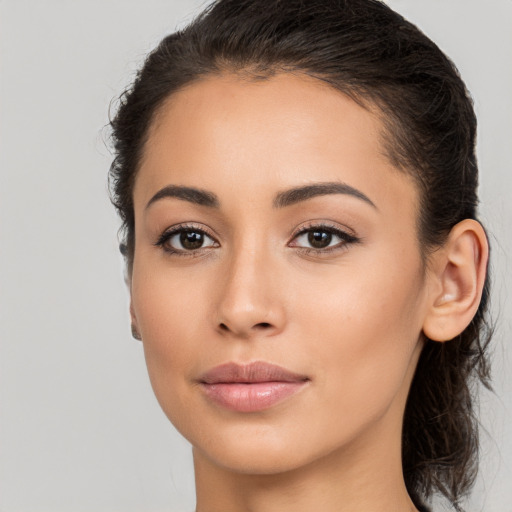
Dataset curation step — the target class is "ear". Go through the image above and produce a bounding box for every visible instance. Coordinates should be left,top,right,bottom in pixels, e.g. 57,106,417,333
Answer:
130,300,142,341
422,219,488,342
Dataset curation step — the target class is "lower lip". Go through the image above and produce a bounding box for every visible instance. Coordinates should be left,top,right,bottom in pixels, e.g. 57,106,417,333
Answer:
200,381,308,412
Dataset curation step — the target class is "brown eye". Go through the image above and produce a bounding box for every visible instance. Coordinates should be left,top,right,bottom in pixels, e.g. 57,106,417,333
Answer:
179,231,206,250
307,230,332,249
156,226,218,255
290,224,359,254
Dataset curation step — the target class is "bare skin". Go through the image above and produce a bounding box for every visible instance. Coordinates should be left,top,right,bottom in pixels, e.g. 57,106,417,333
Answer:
129,73,488,512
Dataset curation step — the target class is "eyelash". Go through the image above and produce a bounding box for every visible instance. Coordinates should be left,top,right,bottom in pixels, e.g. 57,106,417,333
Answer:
154,223,218,258
154,222,359,258
289,222,359,256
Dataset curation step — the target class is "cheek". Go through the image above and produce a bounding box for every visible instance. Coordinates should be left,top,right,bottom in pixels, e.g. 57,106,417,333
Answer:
130,265,211,417
294,253,426,416
132,256,213,340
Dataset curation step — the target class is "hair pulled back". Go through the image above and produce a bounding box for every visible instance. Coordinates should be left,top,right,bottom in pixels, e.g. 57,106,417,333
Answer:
109,1,492,509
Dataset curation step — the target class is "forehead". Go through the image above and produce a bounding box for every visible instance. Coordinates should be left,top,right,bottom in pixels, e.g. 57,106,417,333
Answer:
135,72,418,221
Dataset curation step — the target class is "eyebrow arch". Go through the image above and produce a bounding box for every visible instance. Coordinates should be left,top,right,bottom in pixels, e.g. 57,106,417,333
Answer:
273,182,377,209
145,181,376,211
146,185,220,210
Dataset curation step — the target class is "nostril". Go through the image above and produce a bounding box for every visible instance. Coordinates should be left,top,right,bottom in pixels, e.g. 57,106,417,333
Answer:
255,322,272,329
217,321,274,334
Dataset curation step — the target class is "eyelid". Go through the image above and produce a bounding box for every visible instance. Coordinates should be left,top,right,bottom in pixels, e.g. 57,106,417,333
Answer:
154,220,359,257
289,220,357,240
288,221,359,254
154,222,219,256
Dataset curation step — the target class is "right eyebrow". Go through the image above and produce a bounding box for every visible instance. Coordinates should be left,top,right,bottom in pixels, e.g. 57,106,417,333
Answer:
145,185,220,210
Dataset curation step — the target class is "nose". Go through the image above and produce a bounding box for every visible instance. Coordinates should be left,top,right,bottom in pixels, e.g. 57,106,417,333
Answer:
214,245,286,339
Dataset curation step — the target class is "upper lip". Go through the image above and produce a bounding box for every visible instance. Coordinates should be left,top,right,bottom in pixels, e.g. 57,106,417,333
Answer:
199,361,309,384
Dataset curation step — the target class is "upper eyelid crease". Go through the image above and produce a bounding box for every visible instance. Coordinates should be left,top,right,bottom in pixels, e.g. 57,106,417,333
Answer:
292,221,356,237
156,222,351,242
154,223,217,246
291,225,358,245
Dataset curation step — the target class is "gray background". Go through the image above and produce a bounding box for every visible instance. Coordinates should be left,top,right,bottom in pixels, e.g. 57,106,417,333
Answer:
0,1,510,511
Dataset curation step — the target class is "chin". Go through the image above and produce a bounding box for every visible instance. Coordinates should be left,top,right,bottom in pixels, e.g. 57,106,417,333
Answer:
194,438,315,475
184,413,360,478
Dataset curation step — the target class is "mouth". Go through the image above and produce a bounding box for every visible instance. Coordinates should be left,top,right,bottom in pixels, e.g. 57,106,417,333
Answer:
198,361,310,413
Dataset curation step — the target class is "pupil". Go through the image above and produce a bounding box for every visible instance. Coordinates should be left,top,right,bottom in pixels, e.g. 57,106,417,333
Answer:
308,230,332,249
180,231,203,250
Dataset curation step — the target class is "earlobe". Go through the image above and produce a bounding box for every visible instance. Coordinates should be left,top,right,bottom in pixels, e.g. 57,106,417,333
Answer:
422,219,488,342
130,301,142,341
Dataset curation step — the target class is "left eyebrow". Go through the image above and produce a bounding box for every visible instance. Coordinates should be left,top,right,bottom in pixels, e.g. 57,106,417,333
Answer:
273,182,377,209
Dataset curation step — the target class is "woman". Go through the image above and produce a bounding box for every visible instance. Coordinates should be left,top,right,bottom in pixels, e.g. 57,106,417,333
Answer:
109,0,492,510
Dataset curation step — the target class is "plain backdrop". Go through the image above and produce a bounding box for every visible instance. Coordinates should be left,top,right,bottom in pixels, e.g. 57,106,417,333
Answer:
0,1,511,511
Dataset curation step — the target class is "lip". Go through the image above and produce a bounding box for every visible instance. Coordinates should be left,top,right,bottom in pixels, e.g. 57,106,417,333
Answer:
198,361,310,412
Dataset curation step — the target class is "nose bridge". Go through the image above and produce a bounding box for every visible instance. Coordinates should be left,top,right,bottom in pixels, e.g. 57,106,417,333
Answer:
215,235,285,337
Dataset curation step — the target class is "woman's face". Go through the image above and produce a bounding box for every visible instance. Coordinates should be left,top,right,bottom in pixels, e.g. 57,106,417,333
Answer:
130,73,431,474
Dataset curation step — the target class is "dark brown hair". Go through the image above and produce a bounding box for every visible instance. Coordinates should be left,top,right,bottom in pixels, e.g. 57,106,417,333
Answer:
109,1,492,509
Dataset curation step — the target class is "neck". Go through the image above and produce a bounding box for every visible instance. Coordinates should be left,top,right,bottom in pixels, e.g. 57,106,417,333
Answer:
193,414,419,512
